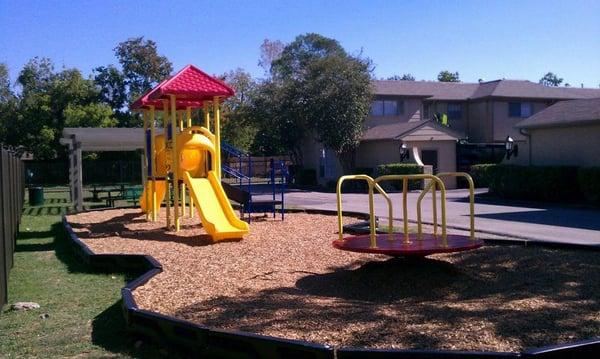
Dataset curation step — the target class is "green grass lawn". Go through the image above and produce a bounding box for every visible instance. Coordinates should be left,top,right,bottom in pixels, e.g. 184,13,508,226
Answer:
0,190,169,358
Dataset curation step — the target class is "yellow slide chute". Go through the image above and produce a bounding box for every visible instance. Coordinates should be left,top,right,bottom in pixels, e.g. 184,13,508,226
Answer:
140,126,248,241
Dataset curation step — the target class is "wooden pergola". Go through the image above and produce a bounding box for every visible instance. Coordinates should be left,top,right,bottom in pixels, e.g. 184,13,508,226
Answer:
60,127,153,211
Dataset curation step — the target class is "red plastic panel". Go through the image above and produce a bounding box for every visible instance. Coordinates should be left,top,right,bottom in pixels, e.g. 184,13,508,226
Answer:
332,233,484,257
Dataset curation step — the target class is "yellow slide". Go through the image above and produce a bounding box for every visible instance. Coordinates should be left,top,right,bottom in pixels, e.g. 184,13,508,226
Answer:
139,180,166,214
184,170,249,241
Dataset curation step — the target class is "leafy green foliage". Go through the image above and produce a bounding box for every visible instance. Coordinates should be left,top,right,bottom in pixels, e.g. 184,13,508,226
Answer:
8,58,118,159
219,68,258,152
470,163,497,188
539,72,564,87
266,33,373,170
386,74,415,81
577,167,600,204
437,70,460,82
375,163,423,190
113,37,173,101
481,164,586,202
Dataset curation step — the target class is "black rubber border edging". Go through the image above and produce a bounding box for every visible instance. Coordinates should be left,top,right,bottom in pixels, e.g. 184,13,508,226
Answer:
62,211,600,359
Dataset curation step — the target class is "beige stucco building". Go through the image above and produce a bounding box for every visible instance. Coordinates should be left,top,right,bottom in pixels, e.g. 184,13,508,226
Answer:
302,79,600,188
509,98,600,167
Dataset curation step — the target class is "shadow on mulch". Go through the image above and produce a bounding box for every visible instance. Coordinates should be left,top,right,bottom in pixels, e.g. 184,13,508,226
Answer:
68,212,216,247
172,245,600,350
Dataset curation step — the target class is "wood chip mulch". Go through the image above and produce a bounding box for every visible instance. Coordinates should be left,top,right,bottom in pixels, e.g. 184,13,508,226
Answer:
66,208,600,352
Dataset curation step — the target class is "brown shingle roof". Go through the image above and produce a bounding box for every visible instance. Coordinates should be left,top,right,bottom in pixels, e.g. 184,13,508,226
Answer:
362,120,464,140
516,97,600,129
372,80,600,101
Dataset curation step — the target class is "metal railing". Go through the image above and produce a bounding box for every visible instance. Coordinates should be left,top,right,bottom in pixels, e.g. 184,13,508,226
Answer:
336,175,393,246
336,173,460,249
416,172,475,240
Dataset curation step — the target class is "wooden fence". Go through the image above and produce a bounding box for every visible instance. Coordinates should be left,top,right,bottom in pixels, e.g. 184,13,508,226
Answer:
0,148,24,309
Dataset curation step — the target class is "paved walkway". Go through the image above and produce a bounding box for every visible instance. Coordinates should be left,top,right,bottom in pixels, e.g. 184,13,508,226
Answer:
259,189,600,246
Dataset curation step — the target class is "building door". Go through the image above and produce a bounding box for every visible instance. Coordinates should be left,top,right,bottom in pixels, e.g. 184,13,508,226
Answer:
421,150,438,173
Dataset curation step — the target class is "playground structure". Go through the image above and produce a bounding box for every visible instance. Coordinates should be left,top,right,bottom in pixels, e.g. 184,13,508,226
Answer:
132,65,249,241
334,172,483,256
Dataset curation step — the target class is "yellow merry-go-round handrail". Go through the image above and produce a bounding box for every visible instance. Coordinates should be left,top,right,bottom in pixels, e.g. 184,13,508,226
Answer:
336,175,393,247
416,172,475,240
375,174,447,241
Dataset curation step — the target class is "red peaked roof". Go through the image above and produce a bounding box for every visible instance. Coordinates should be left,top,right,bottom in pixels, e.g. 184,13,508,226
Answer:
131,84,204,110
148,64,235,101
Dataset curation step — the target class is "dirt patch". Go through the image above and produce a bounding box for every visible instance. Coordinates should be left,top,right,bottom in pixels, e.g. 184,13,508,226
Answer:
66,208,600,352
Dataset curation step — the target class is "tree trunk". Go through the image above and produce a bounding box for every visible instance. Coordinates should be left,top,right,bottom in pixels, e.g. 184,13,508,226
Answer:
337,149,356,175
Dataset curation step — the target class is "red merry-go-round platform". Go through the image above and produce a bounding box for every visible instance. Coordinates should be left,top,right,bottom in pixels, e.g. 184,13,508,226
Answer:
332,233,484,257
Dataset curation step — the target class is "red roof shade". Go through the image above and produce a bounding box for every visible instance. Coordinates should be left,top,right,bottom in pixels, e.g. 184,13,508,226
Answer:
131,79,205,110
148,64,235,101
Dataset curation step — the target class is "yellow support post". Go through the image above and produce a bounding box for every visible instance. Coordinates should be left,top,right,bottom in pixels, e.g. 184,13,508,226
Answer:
186,106,194,217
142,109,149,221
213,97,221,179
163,100,171,229
432,182,437,236
170,95,180,232
178,110,183,130
150,106,157,221
402,178,409,243
203,101,210,131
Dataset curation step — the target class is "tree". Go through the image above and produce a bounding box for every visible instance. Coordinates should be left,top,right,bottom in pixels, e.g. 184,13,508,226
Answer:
13,58,116,159
386,74,415,81
258,39,284,75
0,63,18,144
437,70,460,82
113,37,173,101
539,72,563,87
93,65,127,111
219,68,258,151
269,33,372,172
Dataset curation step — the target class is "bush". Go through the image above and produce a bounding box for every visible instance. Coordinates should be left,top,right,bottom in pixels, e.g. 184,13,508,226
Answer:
578,167,600,204
296,168,317,186
375,163,423,190
486,164,579,202
470,164,497,188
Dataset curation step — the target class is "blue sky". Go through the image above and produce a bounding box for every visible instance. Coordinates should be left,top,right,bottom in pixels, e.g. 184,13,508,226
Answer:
1,0,599,87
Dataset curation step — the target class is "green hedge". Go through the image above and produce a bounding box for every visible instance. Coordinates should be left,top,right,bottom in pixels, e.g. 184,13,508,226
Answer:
470,164,599,204
470,164,496,188
578,167,600,204
375,163,423,190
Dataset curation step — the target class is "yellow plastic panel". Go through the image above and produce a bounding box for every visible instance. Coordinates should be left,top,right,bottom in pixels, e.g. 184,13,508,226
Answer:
139,180,166,213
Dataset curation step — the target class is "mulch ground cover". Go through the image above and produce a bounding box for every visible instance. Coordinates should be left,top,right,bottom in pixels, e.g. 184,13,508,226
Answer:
66,208,600,352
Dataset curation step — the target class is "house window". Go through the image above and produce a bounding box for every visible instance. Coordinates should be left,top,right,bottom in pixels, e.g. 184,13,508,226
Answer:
447,103,462,119
371,99,403,116
423,104,429,119
508,102,533,118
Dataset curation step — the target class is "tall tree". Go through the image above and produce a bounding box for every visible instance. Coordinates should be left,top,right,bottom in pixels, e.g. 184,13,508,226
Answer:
114,37,173,101
258,39,284,75
437,70,460,82
386,74,415,81
269,33,372,171
219,68,258,151
93,65,127,111
0,63,18,144
13,58,116,158
539,72,564,87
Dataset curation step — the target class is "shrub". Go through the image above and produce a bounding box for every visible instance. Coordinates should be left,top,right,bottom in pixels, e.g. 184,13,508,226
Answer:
296,168,317,186
375,163,423,190
487,164,579,202
470,164,497,188
578,167,600,204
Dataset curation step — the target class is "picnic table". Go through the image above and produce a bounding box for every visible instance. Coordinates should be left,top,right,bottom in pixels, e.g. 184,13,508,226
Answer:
89,184,142,207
